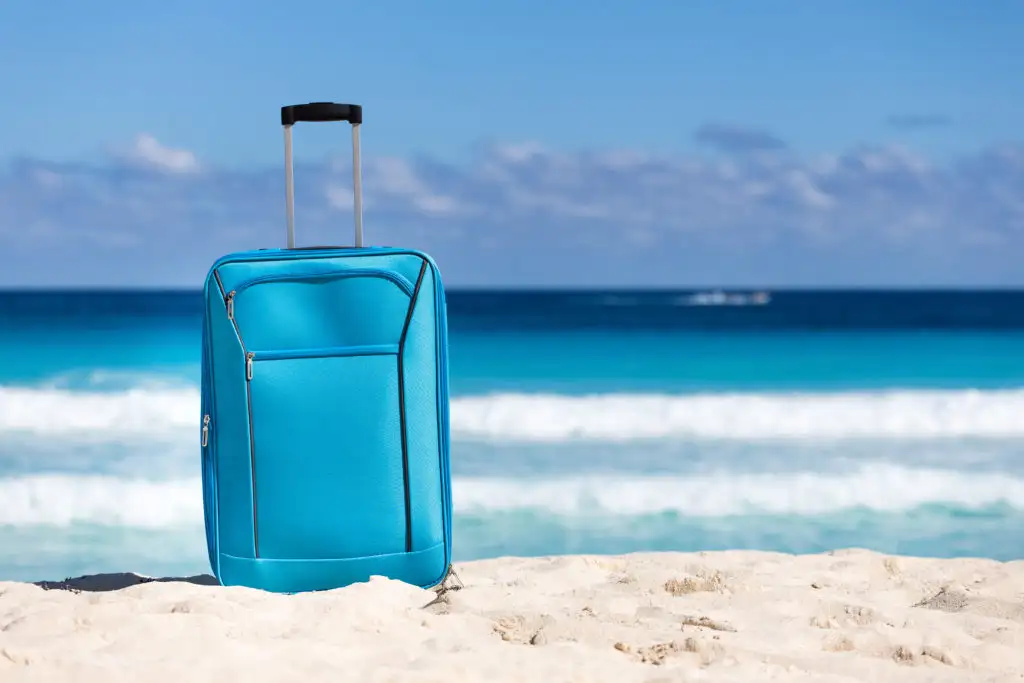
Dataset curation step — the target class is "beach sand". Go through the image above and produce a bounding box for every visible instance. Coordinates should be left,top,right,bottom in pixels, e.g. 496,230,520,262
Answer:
2,549,1023,682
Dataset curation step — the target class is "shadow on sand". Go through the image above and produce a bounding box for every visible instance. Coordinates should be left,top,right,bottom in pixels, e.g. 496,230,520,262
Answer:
34,572,219,593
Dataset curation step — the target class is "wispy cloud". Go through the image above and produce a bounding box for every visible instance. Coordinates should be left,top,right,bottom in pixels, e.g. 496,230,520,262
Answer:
885,114,954,131
693,123,788,154
1,127,1022,287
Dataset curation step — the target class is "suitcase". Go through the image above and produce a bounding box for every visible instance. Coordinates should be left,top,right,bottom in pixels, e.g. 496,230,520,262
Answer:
199,102,453,593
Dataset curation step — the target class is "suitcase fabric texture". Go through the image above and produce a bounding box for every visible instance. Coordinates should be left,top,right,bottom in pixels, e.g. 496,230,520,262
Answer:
199,102,453,593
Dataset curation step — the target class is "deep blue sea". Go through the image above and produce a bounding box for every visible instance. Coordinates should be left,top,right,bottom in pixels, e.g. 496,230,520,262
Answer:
1,289,1023,582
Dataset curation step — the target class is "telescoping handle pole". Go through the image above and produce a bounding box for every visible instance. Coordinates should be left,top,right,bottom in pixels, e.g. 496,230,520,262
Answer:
280,102,364,249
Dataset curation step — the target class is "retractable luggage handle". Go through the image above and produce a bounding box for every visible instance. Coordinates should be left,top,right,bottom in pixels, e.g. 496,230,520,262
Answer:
280,102,364,249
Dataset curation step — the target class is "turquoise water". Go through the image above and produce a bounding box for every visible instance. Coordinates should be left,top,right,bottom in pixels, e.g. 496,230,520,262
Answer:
1,289,1023,581
450,330,1024,392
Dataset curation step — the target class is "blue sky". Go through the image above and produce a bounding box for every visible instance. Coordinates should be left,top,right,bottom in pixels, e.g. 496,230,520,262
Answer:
1,0,1023,287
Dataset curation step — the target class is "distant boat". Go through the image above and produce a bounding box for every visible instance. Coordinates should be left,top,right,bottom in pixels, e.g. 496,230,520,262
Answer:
678,290,772,307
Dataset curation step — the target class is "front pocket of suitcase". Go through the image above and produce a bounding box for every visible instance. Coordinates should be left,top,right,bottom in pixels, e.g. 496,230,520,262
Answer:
247,346,408,560
228,268,414,351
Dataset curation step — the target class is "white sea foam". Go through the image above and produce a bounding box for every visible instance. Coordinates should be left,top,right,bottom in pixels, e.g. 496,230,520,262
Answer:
453,465,1024,516
0,475,201,527
0,385,196,438
452,389,1024,441
0,465,1021,528
3,384,1024,442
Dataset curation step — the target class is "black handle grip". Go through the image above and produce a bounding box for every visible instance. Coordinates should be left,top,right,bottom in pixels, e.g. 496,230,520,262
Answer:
280,102,363,126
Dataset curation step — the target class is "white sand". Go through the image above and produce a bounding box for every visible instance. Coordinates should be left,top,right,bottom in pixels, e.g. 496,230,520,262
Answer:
2,549,1023,682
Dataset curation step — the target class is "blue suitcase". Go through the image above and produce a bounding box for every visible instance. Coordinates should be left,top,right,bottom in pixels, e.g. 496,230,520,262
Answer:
199,102,453,593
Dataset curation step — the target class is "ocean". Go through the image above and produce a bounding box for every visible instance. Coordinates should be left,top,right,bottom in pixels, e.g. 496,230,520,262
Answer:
1,288,1023,583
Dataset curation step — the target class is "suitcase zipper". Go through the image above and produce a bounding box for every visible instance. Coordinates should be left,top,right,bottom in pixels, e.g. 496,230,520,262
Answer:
243,345,399,379
231,268,415,299
201,414,210,448
213,269,260,558
397,262,428,553
433,265,453,563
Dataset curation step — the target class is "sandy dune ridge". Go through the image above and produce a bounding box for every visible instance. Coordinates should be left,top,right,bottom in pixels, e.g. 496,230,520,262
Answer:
1,549,1023,682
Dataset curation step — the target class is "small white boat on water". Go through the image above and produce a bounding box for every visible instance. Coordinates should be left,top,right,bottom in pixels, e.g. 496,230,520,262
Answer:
679,290,772,307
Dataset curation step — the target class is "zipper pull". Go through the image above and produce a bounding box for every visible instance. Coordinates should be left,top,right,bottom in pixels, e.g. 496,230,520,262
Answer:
225,290,236,319
245,352,254,381
201,414,210,448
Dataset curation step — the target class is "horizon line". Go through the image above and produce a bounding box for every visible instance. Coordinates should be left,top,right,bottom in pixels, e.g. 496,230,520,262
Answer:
1,285,1023,294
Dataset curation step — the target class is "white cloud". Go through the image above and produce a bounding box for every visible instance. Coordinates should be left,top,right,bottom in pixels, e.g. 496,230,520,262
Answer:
326,184,354,210
365,157,465,216
1,128,1023,286
121,134,201,174
491,141,546,163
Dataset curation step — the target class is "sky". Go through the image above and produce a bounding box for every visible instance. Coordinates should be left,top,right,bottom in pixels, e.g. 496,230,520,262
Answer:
1,0,1023,288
